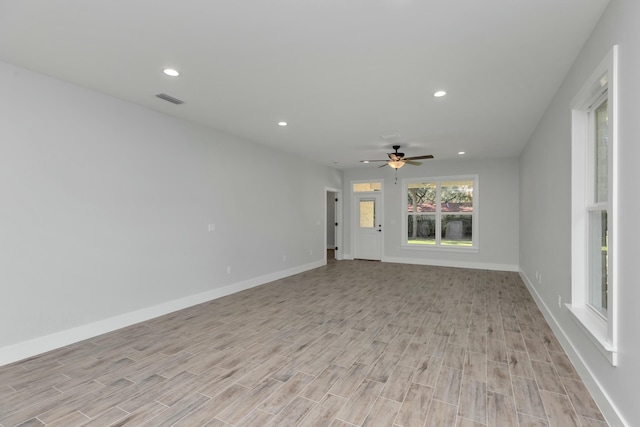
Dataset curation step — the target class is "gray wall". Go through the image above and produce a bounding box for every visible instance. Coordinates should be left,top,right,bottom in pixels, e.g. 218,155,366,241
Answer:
343,157,520,270
519,0,639,424
0,61,341,359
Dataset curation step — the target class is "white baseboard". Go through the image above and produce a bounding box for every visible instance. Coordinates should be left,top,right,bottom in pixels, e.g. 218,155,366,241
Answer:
519,271,627,427
382,255,519,272
0,260,324,367
339,254,517,271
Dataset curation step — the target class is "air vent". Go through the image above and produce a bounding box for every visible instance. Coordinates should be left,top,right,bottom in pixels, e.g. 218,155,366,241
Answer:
380,132,400,141
155,93,184,105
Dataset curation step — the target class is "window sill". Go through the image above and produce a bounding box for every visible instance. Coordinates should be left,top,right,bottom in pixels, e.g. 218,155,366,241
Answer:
401,244,479,254
566,303,617,366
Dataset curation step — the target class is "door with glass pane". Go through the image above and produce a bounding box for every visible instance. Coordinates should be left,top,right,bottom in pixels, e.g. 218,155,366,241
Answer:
355,194,382,260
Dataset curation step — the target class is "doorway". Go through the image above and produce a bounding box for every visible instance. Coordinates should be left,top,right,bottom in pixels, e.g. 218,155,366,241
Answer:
354,193,382,260
325,187,342,262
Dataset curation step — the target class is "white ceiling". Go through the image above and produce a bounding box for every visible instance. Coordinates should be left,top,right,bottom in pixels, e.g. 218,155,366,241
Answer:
0,0,609,169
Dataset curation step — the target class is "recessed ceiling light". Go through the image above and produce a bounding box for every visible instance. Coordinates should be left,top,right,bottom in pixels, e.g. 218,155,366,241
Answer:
458,151,466,155
434,90,447,97
278,121,288,126
163,68,180,77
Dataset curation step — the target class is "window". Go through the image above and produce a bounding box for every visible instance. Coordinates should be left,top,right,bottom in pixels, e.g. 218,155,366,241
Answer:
404,176,477,249
353,182,381,192
589,95,609,317
570,45,618,365
359,200,375,228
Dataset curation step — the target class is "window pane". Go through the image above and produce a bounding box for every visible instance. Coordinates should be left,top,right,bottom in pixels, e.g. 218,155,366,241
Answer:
407,214,435,244
589,210,608,315
441,215,473,246
359,200,375,228
408,182,436,213
595,99,608,203
354,182,381,192
441,180,474,213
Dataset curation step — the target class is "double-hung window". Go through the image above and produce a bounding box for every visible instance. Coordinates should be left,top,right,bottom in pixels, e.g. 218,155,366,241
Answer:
570,46,618,365
588,94,609,317
404,176,477,249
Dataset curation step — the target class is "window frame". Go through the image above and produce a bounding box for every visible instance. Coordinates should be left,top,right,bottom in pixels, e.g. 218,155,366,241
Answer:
401,175,479,252
569,45,618,366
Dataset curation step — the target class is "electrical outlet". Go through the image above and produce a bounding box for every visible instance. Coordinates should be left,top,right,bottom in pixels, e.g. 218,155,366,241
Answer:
226,266,231,274
208,223,215,232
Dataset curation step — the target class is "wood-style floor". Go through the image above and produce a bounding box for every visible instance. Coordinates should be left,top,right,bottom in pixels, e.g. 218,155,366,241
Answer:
0,261,608,426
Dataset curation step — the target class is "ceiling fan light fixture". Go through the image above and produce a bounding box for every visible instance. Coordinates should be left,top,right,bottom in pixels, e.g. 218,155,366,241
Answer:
360,145,433,170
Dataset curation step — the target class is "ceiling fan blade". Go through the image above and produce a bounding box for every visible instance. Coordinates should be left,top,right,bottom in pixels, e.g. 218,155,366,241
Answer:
378,162,389,168
405,160,422,166
360,159,389,163
388,153,403,161
404,154,434,160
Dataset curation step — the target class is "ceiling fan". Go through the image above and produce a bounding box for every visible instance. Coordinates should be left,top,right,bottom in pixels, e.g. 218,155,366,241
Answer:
360,145,434,169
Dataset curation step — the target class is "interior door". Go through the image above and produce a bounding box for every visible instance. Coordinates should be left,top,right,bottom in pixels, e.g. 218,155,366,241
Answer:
355,194,382,260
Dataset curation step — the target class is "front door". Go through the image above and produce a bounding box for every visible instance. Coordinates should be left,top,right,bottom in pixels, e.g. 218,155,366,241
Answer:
355,194,382,260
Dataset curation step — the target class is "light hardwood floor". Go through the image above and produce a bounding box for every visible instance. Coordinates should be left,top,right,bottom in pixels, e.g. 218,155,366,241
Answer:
0,261,608,426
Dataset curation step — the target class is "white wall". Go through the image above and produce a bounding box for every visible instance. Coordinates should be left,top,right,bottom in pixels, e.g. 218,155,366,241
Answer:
342,157,519,271
519,0,639,424
0,61,341,363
